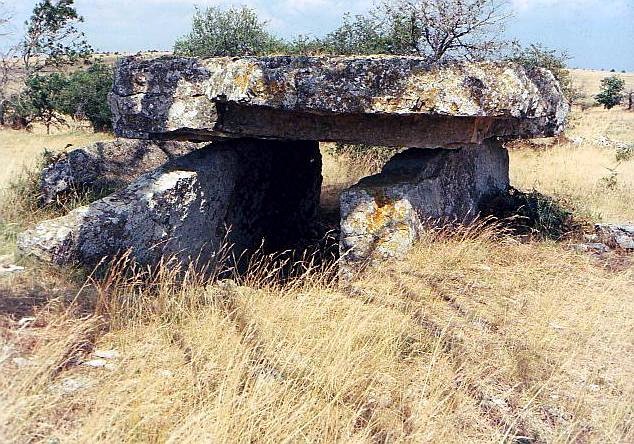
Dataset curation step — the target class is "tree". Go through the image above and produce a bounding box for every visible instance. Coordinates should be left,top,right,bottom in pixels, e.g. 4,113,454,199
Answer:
20,0,92,75
507,43,576,103
13,72,68,133
174,6,283,57
374,0,511,62
57,62,113,131
595,76,625,109
320,13,392,55
0,1,14,125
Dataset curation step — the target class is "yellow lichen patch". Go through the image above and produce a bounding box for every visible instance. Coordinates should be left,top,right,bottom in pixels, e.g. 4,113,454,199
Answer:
365,191,409,235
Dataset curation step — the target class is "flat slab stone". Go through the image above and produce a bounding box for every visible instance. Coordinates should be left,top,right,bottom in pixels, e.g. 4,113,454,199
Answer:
110,56,568,148
340,141,509,277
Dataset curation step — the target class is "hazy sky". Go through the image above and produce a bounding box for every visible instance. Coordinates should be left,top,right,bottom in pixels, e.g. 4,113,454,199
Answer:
4,0,633,71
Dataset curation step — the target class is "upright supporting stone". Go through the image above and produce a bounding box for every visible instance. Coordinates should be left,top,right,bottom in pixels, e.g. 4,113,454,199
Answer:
18,139,321,268
339,140,509,276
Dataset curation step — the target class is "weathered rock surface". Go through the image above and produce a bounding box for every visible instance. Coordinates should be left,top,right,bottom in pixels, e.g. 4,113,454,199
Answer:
595,224,634,251
110,56,568,147
340,141,509,275
18,139,321,267
41,139,205,205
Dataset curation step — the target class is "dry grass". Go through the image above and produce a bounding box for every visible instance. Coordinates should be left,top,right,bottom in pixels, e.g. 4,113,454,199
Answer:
510,108,634,222
0,128,112,188
0,227,631,443
0,96,633,443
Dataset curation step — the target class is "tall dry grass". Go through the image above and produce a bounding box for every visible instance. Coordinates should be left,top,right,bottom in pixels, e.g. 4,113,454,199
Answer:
1,224,631,443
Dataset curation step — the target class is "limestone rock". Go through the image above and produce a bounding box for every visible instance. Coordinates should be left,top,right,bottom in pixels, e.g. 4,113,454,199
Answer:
595,224,634,251
41,139,204,205
18,139,322,268
340,141,509,275
110,56,568,147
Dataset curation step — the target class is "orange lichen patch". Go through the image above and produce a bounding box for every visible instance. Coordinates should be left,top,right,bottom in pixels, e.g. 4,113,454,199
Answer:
365,191,409,235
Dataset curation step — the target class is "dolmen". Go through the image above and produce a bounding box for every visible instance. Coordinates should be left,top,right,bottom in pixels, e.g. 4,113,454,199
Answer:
18,56,568,275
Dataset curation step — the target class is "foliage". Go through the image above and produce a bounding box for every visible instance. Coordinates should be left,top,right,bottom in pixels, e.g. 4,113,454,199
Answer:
595,75,625,109
174,6,283,57
484,188,579,240
57,62,113,131
174,2,510,62
319,13,392,55
10,63,113,132
20,0,92,75
373,0,511,62
507,43,577,103
12,73,68,133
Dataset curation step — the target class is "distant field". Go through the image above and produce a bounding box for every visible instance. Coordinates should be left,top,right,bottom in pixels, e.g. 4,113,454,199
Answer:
570,68,634,97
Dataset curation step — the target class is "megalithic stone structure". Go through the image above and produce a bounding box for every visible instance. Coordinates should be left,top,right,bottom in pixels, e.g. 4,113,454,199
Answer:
18,56,568,273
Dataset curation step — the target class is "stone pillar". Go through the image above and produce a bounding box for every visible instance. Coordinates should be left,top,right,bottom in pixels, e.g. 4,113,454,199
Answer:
18,139,322,268
339,140,509,276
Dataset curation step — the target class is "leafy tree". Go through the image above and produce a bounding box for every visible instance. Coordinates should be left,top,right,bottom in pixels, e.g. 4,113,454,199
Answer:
507,43,576,103
13,73,68,133
595,75,625,109
174,6,283,57
20,0,92,75
320,13,392,55
57,62,113,131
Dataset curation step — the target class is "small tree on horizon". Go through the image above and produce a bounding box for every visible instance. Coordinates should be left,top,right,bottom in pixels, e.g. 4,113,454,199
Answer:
595,75,625,109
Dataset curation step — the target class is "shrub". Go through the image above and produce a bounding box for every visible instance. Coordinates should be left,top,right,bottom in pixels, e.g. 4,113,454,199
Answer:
9,63,112,132
595,75,625,109
615,144,633,162
174,6,283,57
57,62,113,131
12,73,68,133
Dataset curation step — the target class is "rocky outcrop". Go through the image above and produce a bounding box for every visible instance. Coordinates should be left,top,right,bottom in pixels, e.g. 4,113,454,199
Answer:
41,139,205,205
110,56,568,147
18,140,322,267
595,224,634,251
340,141,509,276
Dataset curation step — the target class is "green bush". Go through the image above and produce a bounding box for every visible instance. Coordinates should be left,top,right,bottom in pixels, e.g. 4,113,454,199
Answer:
9,63,112,132
57,62,113,131
595,75,625,109
12,73,68,133
174,6,283,57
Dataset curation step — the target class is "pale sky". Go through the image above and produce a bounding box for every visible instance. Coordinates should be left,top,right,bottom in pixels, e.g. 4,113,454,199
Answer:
3,0,633,71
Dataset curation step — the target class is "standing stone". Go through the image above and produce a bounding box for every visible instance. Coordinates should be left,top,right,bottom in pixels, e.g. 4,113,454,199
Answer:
18,139,321,268
340,140,509,276
40,139,205,205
